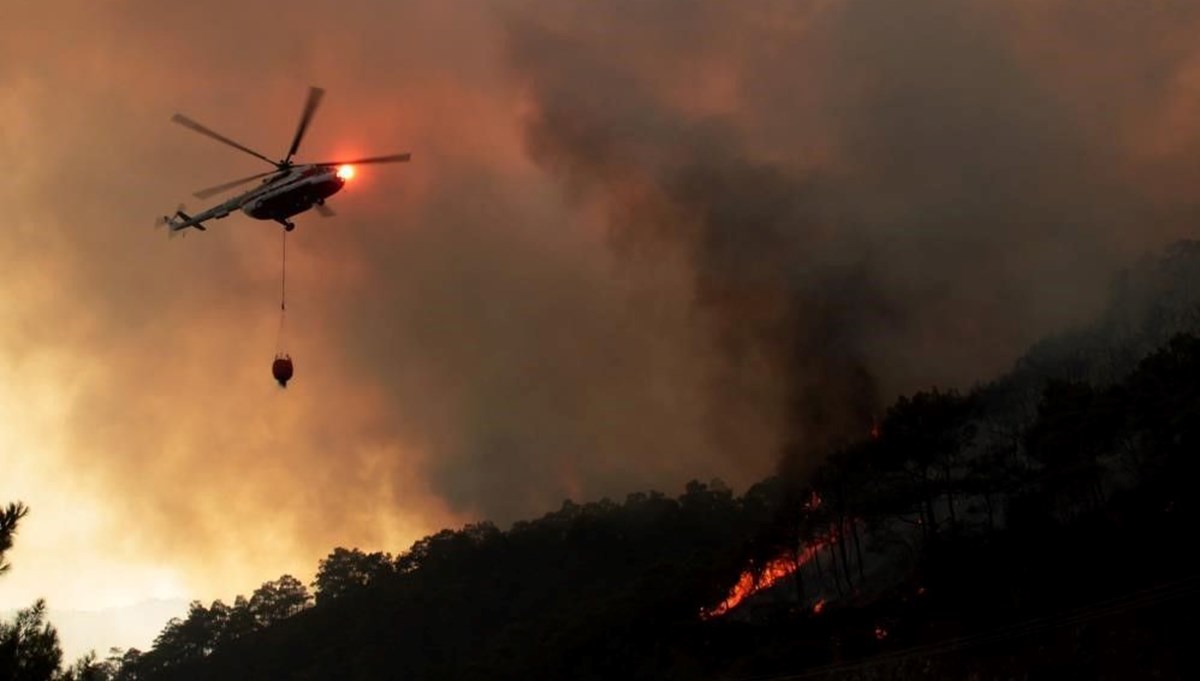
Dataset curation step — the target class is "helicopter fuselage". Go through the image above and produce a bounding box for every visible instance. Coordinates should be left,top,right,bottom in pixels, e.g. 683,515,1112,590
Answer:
240,166,345,221
162,165,348,233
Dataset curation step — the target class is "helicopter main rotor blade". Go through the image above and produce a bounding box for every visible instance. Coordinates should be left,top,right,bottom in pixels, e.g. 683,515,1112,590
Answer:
309,153,412,166
171,113,278,168
192,170,279,200
284,86,325,164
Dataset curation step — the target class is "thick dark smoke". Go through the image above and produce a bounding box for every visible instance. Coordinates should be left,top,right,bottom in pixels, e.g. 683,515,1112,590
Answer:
496,0,1189,476
494,8,880,475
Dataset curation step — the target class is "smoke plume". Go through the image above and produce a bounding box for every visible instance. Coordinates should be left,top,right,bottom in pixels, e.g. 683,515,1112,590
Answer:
4,0,1200,611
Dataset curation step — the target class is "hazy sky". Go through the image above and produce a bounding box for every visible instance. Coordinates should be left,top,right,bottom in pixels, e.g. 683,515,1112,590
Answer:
4,0,1200,660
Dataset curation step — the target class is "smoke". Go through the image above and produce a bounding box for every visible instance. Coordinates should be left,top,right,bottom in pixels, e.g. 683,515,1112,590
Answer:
4,0,1200,610
496,0,1200,474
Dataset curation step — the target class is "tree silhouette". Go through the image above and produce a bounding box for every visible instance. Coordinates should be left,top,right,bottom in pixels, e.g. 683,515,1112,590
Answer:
56,651,110,681
248,575,311,627
1024,379,1115,520
1,502,30,575
0,599,62,681
0,503,78,681
143,601,228,668
874,389,976,542
1119,333,1200,508
312,548,395,605
221,596,257,644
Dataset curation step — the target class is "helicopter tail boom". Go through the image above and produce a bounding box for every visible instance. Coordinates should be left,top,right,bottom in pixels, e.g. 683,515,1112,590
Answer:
157,207,207,235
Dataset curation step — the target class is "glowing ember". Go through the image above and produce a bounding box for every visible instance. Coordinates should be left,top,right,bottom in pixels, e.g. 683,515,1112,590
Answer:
812,598,826,614
870,418,881,440
874,626,889,640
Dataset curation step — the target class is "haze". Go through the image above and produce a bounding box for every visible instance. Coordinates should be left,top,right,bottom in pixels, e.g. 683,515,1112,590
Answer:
3,0,1200,659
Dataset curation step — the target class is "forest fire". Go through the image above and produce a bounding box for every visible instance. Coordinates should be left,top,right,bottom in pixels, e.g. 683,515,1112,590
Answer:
701,540,828,619
700,452,868,620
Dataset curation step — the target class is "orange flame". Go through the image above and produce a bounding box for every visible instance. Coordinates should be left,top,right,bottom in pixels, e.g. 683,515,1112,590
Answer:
701,541,826,619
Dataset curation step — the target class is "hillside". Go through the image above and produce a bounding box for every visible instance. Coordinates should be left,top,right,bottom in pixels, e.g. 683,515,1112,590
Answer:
91,241,1200,680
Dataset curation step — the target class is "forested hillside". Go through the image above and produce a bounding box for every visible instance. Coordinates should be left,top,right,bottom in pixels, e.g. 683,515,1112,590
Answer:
17,241,1200,680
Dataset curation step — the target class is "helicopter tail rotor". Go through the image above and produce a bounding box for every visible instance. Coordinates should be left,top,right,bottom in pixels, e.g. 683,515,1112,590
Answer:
156,204,184,238
156,204,205,238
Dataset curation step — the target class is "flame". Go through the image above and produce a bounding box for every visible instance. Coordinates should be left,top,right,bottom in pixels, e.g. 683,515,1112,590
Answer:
701,541,826,619
812,598,826,614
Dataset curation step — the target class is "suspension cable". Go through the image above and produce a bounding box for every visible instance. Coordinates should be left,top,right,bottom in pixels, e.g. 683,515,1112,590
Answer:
281,229,287,311
276,229,288,355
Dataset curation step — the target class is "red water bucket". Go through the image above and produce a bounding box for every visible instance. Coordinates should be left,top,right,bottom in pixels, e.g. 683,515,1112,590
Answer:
272,355,294,387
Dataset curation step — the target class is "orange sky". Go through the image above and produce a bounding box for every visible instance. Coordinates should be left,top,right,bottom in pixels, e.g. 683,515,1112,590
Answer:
5,0,1200,661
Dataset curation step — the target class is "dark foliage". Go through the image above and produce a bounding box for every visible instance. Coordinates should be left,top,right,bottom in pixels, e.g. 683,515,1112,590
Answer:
1,504,96,681
1,502,30,576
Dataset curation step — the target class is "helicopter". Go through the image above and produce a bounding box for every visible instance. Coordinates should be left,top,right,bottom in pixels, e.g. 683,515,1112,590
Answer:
158,86,410,234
